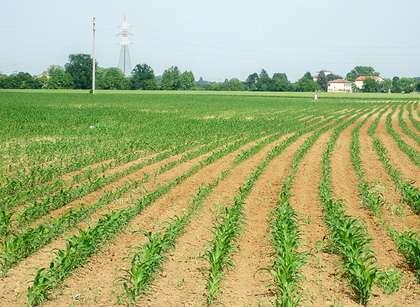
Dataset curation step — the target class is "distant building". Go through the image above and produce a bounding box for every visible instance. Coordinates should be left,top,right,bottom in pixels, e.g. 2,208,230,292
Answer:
327,79,353,93
354,76,384,89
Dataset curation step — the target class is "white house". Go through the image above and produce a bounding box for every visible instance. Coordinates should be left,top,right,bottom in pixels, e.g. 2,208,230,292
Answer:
327,79,353,93
354,76,384,89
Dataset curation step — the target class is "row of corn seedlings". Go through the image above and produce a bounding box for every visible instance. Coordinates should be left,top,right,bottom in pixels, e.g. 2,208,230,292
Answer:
107,112,357,305
385,106,419,166
0,135,246,238
0,133,266,274
371,138,419,214
203,110,360,305
351,108,386,215
407,102,419,132
319,110,379,306
25,128,295,306
270,121,340,306
119,132,285,303
350,107,408,294
367,110,420,281
398,105,419,145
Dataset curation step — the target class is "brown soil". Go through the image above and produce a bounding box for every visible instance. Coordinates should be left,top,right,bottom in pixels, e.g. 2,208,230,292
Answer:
293,130,356,306
330,116,419,305
0,138,256,306
216,134,309,306
40,137,280,307
376,109,419,182
136,135,292,306
359,113,419,230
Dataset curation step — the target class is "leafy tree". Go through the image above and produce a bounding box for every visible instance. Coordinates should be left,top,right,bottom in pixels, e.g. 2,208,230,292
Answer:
317,71,328,91
46,65,73,89
161,66,181,90
245,73,259,91
362,78,380,92
346,66,379,81
179,71,195,90
271,73,290,91
130,64,156,90
391,76,401,93
398,77,416,93
0,74,7,88
296,72,318,92
326,73,343,81
97,67,128,90
256,69,272,91
65,54,94,89
222,78,245,91
416,81,420,92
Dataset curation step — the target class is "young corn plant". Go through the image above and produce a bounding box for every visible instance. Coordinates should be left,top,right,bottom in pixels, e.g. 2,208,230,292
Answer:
388,230,420,283
320,113,378,306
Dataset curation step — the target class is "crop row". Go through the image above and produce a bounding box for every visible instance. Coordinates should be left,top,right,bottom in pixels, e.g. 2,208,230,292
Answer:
319,110,378,306
385,106,419,166
204,109,361,304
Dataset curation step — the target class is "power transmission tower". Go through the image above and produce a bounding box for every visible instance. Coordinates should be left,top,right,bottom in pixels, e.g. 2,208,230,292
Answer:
118,15,132,75
92,17,96,94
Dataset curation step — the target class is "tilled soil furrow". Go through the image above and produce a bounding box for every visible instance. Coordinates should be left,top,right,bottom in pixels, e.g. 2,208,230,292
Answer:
359,114,419,230
292,131,355,306
136,135,292,307
331,118,419,305
39,137,282,307
377,109,419,181
0,139,257,306
217,134,309,306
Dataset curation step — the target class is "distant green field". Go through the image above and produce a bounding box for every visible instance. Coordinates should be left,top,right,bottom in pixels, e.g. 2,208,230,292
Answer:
0,90,414,186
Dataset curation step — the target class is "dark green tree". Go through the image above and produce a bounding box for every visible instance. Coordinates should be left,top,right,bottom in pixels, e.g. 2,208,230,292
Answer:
317,71,328,91
362,78,380,92
97,67,128,90
346,66,379,81
161,66,181,90
64,54,94,89
271,73,290,91
256,69,272,91
245,73,259,91
130,64,156,90
179,71,195,90
296,72,318,92
46,65,73,89
391,76,402,93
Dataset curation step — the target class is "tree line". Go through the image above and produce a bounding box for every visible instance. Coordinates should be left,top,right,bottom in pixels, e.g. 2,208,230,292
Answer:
1,54,419,93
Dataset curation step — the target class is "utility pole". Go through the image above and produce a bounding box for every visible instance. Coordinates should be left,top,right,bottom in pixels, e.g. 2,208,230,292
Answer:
92,17,96,94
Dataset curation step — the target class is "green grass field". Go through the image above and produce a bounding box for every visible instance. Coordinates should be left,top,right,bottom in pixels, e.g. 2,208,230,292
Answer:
0,90,418,306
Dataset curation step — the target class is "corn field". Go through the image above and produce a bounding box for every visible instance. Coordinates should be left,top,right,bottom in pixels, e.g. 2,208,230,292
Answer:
0,91,418,306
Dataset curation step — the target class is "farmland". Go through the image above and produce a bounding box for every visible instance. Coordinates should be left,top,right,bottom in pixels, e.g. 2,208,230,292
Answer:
0,90,419,306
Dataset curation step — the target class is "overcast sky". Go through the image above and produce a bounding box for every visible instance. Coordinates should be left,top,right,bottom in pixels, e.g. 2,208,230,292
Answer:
0,0,419,81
